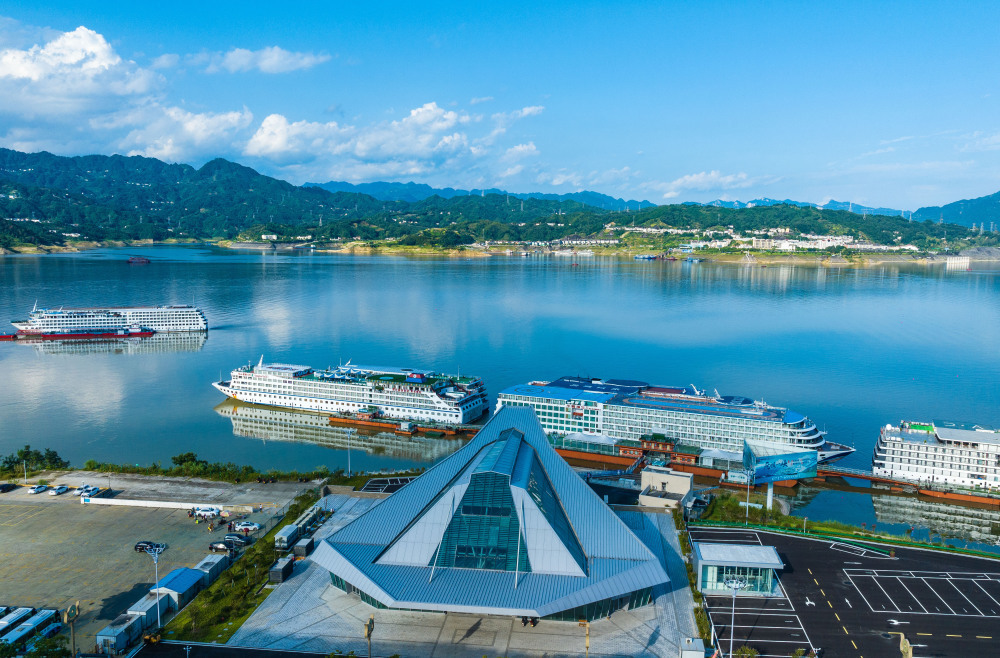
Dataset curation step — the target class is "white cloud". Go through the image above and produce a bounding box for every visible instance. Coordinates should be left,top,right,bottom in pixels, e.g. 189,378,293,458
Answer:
0,25,160,117
150,53,179,69
470,96,494,105
498,164,524,178
648,170,762,199
536,170,583,188
503,142,539,160
244,114,351,162
483,105,544,143
120,106,254,161
202,46,331,74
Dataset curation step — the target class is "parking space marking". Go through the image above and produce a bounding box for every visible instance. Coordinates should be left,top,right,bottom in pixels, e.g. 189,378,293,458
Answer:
973,579,1000,608
844,568,1000,617
0,503,48,526
896,577,928,613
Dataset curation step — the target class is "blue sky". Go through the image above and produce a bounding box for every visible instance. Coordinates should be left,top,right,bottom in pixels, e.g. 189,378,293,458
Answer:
1,1,999,209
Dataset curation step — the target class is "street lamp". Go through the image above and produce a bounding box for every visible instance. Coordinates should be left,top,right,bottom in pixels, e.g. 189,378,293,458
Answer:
724,576,748,658
144,544,166,629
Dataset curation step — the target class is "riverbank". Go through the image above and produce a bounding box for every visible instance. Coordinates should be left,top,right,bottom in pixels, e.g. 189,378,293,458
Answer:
0,237,205,254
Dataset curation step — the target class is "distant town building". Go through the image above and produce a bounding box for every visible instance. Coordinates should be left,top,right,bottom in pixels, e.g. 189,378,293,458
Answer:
261,234,278,240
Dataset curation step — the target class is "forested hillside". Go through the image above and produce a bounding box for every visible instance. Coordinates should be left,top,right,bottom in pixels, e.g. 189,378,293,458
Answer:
0,147,994,252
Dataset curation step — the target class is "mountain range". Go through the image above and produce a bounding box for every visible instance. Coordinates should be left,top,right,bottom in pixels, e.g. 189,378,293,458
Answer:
306,180,655,210
693,198,910,219
0,147,991,253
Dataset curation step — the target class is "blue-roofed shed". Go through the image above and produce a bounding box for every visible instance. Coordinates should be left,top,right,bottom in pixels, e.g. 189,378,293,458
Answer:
151,567,204,610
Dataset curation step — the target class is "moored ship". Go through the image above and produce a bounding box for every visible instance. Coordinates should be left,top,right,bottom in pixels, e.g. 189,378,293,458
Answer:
873,420,1000,489
11,303,208,334
214,358,488,424
498,375,854,464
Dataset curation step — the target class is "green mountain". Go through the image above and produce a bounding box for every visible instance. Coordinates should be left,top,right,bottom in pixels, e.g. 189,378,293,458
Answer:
0,147,993,253
913,190,1000,228
306,180,655,210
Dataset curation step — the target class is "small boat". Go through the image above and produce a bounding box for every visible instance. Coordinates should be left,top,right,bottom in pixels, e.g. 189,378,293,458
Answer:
128,256,151,264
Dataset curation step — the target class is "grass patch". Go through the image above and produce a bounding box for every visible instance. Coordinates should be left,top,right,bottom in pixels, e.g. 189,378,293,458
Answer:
165,489,320,642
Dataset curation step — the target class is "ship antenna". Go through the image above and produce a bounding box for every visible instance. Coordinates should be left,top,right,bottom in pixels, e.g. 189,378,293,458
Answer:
32,299,37,312
258,354,264,368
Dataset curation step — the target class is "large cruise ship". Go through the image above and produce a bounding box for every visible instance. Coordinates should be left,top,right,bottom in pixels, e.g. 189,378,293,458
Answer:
11,304,208,334
497,376,854,464
214,359,488,424
873,420,1000,488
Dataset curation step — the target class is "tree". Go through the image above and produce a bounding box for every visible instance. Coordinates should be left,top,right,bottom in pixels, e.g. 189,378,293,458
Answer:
25,636,71,658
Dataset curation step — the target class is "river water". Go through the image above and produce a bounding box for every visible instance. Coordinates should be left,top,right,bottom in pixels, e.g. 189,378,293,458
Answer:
2,246,999,544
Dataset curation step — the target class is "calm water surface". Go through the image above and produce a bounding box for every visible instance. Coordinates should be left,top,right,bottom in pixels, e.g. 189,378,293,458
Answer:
2,246,998,536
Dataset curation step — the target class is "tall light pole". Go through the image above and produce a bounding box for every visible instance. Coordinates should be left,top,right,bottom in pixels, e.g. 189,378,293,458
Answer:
144,545,165,629
724,577,748,658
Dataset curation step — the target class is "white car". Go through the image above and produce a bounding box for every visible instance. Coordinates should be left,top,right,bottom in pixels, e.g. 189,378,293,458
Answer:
194,507,220,519
48,485,69,496
73,484,90,496
28,484,48,494
234,521,261,532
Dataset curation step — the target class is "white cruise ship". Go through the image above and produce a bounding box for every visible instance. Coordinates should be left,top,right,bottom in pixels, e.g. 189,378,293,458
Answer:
498,376,854,464
214,359,488,424
11,304,207,334
873,420,1000,489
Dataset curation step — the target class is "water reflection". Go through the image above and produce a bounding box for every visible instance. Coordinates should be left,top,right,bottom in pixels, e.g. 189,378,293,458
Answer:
871,489,1000,545
213,399,467,462
15,332,207,356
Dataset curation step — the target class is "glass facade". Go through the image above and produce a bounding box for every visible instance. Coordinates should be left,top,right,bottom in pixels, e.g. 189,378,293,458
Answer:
700,564,775,595
431,471,531,572
543,587,653,621
524,457,588,573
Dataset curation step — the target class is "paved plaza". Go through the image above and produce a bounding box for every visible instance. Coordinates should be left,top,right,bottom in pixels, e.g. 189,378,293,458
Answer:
229,495,697,657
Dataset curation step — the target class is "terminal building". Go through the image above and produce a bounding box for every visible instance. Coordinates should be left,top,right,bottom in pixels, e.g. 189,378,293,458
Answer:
311,406,670,621
691,542,783,597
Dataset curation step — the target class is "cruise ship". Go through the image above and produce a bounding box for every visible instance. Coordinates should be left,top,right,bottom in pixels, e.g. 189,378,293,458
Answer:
497,376,854,464
214,359,488,424
873,420,1000,488
11,304,207,334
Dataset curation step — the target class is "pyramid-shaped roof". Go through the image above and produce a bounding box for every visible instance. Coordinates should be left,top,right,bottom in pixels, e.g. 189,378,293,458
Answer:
312,406,670,616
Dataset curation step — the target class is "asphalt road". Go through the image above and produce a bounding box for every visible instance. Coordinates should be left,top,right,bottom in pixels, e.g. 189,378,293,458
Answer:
690,526,1000,658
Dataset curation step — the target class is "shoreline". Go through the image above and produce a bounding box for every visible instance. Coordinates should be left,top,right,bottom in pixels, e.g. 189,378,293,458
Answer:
4,239,999,265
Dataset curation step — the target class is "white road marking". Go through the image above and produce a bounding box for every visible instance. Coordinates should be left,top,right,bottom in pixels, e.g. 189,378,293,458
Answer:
946,578,984,616
896,576,928,613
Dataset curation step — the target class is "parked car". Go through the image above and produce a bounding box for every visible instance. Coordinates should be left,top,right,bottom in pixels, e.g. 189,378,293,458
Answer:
208,541,233,553
48,485,69,496
73,484,90,496
194,506,220,519
0,483,16,494
234,521,261,532
134,541,166,553
28,484,48,494
224,533,250,546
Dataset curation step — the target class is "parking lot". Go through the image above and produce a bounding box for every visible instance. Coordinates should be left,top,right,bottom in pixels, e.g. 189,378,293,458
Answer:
0,474,309,652
689,526,1000,658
